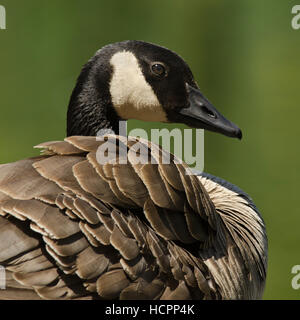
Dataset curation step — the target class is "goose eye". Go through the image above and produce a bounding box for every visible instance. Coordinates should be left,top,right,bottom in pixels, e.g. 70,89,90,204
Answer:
151,62,167,77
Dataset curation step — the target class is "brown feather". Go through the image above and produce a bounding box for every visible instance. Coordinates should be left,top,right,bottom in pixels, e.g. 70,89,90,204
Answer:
0,135,267,300
96,269,130,299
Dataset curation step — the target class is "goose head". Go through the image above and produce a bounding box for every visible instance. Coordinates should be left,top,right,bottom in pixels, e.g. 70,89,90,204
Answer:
67,40,242,139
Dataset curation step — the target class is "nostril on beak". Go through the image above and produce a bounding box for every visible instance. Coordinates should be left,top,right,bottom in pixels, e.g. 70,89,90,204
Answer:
202,106,216,118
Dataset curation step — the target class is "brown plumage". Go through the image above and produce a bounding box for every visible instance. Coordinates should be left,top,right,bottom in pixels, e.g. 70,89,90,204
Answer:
0,136,267,299
0,41,267,299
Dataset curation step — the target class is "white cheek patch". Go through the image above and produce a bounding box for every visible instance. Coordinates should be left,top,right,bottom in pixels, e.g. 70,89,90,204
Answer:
109,51,168,122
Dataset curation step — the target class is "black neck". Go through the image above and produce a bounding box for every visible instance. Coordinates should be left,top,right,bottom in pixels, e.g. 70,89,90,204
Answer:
67,97,121,136
67,54,121,137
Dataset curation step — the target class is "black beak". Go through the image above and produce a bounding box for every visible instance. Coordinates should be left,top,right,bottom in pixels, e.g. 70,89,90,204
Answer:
176,84,242,139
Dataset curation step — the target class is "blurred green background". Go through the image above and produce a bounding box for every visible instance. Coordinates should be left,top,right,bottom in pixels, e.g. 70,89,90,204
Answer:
0,0,299,299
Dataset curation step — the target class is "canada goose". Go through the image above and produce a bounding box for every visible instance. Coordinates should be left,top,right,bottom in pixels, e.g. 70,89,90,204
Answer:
0,40,267,300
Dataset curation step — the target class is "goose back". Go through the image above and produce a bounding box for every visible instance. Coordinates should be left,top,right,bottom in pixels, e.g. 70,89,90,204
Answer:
0,136,267,299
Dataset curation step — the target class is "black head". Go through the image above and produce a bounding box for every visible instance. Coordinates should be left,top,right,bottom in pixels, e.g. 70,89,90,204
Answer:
67,40,242,139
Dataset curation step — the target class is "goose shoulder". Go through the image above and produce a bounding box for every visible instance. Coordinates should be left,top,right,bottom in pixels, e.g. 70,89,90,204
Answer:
0,136,228,300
